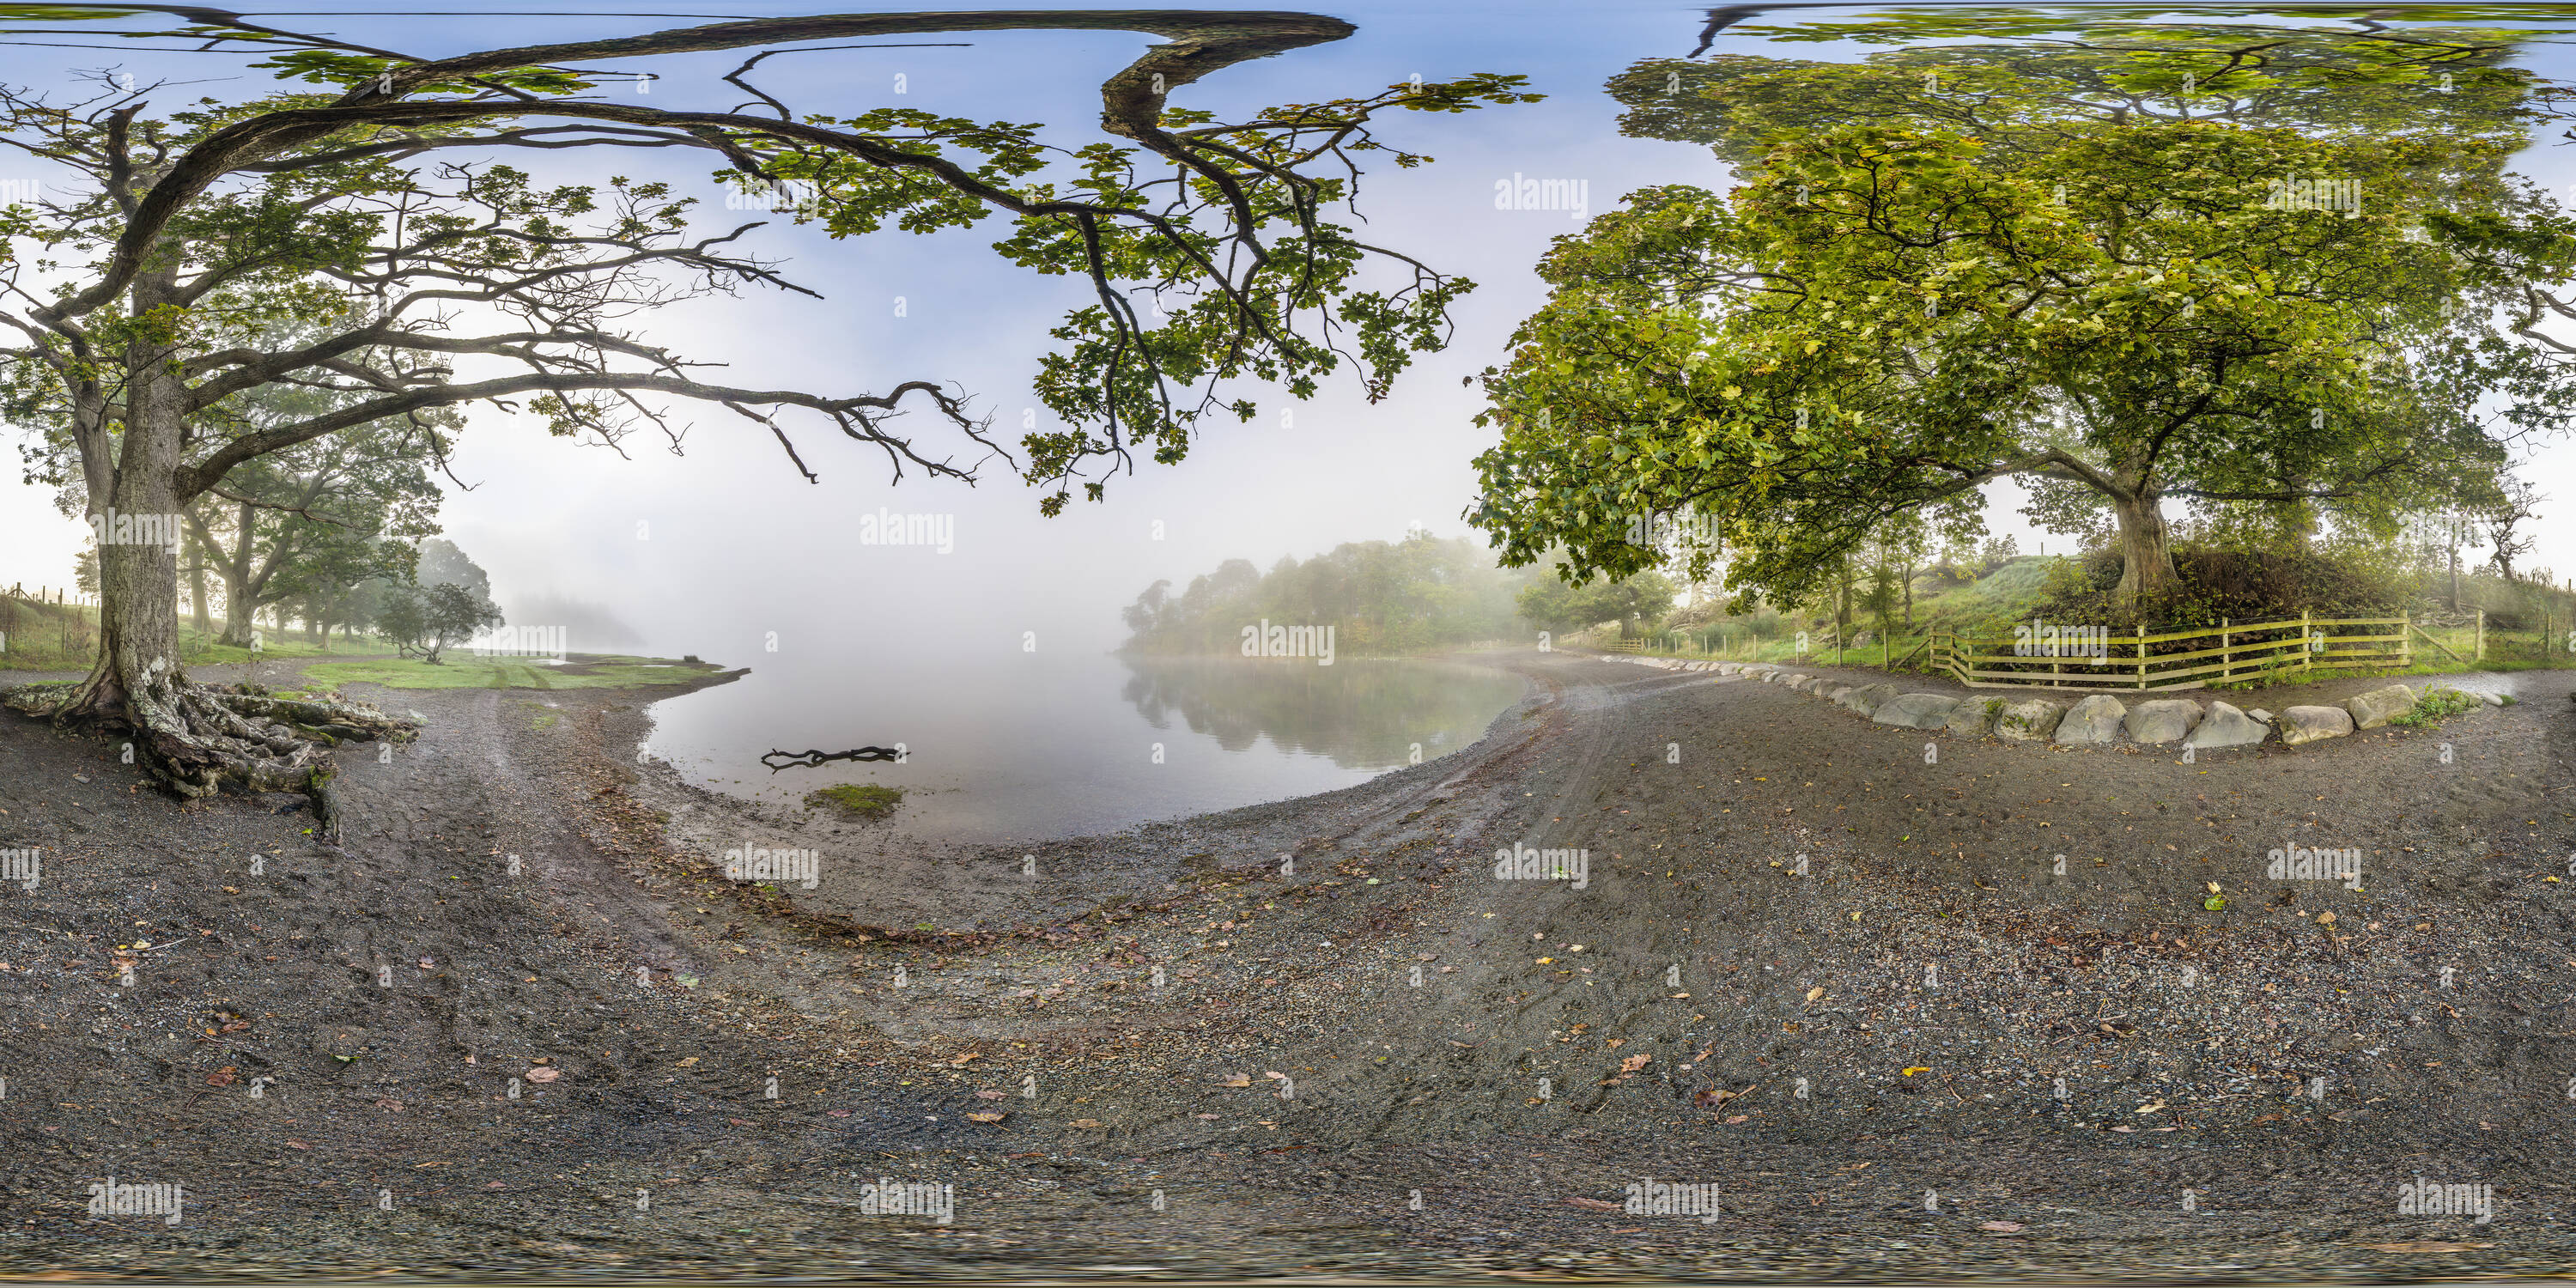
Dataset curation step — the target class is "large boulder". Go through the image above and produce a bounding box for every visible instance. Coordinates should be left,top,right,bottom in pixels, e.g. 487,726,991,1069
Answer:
1838,683,1900,715
2345,684,2418,730
2279,705,2354,745
1714,663,1741,675
1995,700,2063,741
2183,701,2269,750
1822,683,1854,704
1946,696,2002,738
2123,699,2204,745
2054,694,2128,744
1873,692,1964,729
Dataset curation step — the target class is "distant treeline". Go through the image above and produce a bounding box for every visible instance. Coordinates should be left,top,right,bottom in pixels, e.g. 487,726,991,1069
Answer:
1121,537,1551,656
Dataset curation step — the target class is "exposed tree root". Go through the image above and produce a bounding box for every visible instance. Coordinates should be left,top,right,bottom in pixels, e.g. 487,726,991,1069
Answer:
3,660,416,835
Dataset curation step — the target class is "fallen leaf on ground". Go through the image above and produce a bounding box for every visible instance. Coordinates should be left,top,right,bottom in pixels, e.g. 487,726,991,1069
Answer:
975,1089,1007,1100
1564,1196,1621,1212
1069,1118,1103,1128
965,1112,1005,1123
1619,1054,1650,1072
1981,1220,2025,1233
524,1067,562,1083
1219,1074,1251,1088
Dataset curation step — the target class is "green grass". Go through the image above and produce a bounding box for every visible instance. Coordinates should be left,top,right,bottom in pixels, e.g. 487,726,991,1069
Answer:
302,654,725,693
2388,685,2484,728
805,783,903,818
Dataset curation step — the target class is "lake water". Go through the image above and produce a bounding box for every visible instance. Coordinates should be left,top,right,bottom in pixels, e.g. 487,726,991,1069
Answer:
641,653,1527,844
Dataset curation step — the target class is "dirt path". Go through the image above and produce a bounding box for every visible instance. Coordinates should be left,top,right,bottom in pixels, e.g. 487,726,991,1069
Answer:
3,650,2574,1278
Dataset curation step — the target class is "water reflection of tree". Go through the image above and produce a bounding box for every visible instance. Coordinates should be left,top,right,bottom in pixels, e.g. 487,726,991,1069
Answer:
1120,658,1521,769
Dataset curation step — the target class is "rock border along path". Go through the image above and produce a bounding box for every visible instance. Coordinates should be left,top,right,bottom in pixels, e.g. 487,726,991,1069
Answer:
1590,653,2496,753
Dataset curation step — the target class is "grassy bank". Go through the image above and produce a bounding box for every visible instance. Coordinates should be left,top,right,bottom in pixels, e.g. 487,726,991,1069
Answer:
301,653,729,693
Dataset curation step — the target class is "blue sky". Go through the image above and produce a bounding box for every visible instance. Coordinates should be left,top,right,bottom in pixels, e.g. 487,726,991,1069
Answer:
3,3,2573,653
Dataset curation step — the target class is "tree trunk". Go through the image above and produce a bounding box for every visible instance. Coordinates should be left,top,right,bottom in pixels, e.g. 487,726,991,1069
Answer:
187,559,212,637
218,575,252,646
2111,489,2180,607
4,276,412,825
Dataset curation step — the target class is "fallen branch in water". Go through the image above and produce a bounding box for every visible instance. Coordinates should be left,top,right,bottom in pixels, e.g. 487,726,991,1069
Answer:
761,746,904,772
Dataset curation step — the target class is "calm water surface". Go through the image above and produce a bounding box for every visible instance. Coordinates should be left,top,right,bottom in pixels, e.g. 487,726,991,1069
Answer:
641,653,1526,843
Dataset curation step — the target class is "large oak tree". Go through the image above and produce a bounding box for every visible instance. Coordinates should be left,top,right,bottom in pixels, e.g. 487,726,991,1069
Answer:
0,5,1530,818
1472,13,2576,611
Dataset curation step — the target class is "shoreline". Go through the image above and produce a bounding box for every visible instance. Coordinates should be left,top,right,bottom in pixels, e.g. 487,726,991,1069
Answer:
2,647,2574,1274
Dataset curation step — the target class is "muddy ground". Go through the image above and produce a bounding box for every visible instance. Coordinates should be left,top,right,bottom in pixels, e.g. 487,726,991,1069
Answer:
1,648,2573,1279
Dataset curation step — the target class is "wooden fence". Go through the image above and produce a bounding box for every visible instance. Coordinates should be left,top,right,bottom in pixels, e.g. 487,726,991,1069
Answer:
1930,611,2412,691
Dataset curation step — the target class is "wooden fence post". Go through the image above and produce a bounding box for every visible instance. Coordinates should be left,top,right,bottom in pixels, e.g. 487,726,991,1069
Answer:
2301,608,2312,675
2136,623,2146,691
2476,608,2484,661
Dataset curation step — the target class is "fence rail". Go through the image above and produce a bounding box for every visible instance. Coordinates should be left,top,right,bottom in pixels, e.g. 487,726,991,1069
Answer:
1930,611,2412,691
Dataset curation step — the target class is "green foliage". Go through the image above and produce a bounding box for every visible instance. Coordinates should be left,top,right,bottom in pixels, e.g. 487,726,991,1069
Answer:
714,74,1540,513
2389,685,2483,727
1516,568,1680,635
806,783,904,818
377,581,502,665
2026,544,2412,629
1120,536,1552,655
1475,15,2576,613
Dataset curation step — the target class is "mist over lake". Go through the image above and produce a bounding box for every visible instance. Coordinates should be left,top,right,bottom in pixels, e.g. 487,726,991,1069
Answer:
641,649,1526,843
